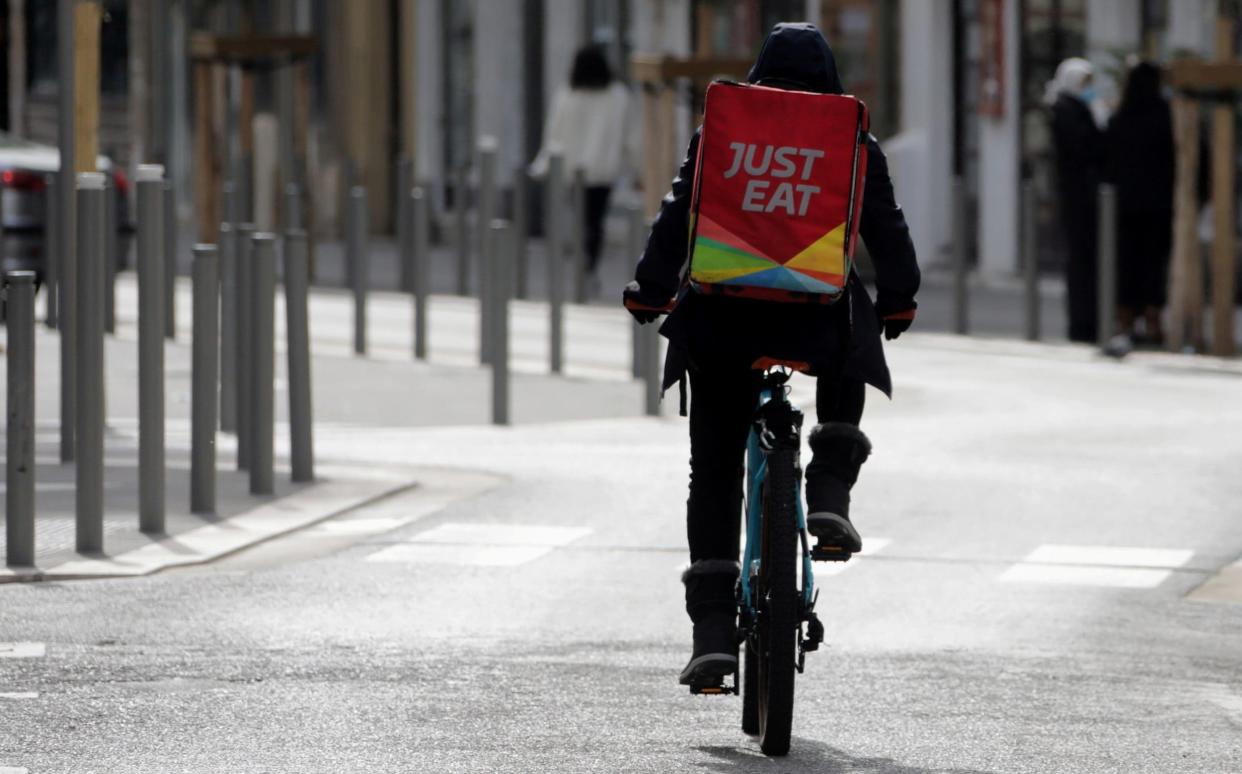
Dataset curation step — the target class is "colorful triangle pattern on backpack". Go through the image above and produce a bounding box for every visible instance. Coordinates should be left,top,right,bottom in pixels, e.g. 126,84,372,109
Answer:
690,213,848,295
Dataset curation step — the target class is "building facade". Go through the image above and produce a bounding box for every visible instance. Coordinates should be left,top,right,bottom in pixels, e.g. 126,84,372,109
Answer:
0,0,1224,267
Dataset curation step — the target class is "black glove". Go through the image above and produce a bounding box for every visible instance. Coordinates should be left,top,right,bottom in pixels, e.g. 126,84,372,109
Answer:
622,281,667,325
874,294,916,341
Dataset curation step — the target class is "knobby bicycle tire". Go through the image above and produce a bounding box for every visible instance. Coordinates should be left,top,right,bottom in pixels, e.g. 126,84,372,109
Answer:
756,447,799,756
742,637,759,735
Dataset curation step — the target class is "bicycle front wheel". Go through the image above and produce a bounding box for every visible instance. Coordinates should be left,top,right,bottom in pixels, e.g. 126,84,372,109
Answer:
754,446,799,756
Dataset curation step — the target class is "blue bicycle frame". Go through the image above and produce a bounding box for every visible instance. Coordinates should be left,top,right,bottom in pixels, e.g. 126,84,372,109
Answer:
739,381,816,621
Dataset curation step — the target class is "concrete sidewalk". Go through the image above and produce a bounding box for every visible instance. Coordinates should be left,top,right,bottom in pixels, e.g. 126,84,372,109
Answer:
0,319,415,583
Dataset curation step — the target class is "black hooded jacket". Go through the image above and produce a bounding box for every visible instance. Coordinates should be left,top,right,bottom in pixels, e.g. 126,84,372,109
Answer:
632,23,920,397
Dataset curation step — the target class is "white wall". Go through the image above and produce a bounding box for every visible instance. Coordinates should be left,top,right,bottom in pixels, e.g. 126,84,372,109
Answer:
544,0,585,127
475,1,526,186
1086,0,1142,60
631,0,693,162
1165,0,1215,57
975,0,1021,276
888,0,953,266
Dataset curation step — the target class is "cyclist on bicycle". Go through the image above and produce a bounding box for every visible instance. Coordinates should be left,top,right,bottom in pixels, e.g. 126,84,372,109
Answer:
623,23,920,686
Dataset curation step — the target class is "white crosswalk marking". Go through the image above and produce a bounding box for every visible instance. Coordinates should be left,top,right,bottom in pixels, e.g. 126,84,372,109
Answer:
308,518,409,536
0,767,30,773
0,693,38,700
815,537,891,577
366,523,593,567
368,543,554,567
0,643,45,659
1024,545,1194,568
1000,544,1195,588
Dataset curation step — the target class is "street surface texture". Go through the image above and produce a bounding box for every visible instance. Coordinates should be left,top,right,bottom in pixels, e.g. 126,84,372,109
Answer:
3,325,1242,770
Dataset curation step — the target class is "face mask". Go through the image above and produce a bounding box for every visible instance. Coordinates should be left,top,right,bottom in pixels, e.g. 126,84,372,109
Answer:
1079,87,1097,102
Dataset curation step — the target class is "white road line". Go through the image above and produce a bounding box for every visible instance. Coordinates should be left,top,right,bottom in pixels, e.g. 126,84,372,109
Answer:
366,523,592,567
0,767,30,773
368,543,554,567
400,523,592,547
1000,544,1195,589
999,564,1173,589
307,518,410,536
815,536,891,577
0,693,38,700
0,643,45,659
1023,544,1194,569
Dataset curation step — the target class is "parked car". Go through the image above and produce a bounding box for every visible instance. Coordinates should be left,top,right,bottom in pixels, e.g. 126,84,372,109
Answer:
0,131,131,283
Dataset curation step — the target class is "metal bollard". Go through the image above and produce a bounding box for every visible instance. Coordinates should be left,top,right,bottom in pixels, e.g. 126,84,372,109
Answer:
398,173,414,301
284,229,315,483
571,169,587,303
219,223,238,432
1097,183,1118,347
136,165,166,534
412,187,430,360
513,165,529,300
43,176,59,328
455,164,470,295
1022,180,1041,342
76,172,108,550
642,322,661,417
5,271,37,567
952,176,969,335
164,181,177,339
249,233,277,495
285,182,301,232
236,222,256,470
547,152,566,374
490,220,511,426
628,204,647,379
104,179,118,334
59,174,78,463
238,152,254,225
348,186,369,355
222,179,239,226
396,156,413,293
191,244,219,513
478,138,499,366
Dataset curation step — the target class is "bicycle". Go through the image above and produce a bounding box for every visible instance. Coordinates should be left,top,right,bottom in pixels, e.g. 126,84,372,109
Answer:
624,298,851,756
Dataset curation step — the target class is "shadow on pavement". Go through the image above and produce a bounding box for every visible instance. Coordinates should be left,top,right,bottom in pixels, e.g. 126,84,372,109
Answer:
694,740,997,774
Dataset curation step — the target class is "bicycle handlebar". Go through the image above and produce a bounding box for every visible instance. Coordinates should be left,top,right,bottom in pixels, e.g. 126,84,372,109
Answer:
623,297,676,315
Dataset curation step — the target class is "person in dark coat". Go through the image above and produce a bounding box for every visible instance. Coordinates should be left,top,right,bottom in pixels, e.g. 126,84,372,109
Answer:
1105,61,1174,344
1047,57,1105,343
622,23,920,687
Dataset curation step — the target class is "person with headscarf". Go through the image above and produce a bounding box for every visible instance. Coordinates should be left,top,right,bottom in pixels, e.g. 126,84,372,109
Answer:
530,45,639,296
1047,57,1106,343
1104,61,1174,344
623,23,920,687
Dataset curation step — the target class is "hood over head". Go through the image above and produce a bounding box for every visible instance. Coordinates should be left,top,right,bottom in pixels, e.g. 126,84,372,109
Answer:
747,23,844,95
1044,57,1095,106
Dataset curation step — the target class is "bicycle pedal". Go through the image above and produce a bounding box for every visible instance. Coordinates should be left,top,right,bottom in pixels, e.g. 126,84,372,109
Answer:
688,673,739,696
810,543,854,562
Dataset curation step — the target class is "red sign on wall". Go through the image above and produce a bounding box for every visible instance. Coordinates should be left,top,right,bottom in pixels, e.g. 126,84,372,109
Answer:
979,0,1006,117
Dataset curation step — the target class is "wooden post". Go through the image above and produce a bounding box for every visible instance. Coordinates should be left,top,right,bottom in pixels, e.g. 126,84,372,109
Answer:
1211,19,1237,357
641,84,662,217
1168,96,1203,352
73,0,101,175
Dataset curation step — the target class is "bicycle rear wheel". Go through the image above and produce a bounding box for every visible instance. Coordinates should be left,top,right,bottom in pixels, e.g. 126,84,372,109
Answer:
754,447,799,756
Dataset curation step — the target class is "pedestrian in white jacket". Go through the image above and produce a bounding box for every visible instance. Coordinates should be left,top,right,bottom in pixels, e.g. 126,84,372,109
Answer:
531,45,640,294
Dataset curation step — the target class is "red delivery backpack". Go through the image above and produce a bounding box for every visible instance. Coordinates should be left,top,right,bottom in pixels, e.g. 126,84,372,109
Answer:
687,81,868,304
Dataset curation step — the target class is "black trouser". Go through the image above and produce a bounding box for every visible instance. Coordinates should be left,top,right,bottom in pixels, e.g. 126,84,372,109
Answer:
686,361,865,563
584,185,612,272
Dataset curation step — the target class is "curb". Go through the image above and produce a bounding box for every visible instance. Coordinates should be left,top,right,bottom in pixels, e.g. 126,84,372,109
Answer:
0,467,414,583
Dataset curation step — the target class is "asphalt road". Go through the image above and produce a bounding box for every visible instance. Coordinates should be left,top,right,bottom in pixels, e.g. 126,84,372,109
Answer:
2,335,1241,773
